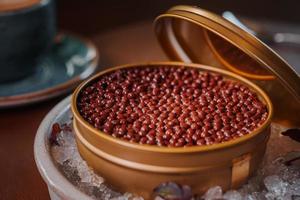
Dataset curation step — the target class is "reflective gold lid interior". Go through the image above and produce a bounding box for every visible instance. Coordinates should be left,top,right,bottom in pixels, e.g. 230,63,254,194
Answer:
154,5,300,103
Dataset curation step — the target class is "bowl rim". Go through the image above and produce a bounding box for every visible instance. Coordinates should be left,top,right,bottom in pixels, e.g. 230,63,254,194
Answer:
34,96,91,200
71,61,273,153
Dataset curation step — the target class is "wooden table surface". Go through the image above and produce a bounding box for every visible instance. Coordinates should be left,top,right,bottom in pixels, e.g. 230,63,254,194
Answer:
0,20,168,200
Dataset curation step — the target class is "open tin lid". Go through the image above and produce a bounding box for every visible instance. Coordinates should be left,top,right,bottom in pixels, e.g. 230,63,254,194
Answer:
154,5,300,102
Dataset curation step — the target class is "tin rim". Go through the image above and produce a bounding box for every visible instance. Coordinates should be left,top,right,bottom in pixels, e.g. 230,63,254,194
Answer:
71,61,273,153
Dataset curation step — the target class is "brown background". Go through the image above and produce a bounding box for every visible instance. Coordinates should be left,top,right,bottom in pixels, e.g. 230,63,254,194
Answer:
0,0,299,199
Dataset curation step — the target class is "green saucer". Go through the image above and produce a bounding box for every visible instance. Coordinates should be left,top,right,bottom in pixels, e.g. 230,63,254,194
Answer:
0,34,99,108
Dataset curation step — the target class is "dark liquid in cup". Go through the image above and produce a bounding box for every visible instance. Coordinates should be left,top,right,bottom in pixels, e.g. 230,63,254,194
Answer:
0,0,41,12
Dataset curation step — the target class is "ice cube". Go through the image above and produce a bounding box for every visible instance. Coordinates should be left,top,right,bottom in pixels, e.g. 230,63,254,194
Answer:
223,190,242,200
52,145,69,164
264,175,288,197
202,186,223,200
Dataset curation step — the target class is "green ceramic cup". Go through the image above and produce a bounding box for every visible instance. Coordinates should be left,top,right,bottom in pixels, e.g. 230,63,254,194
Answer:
0,0,56,82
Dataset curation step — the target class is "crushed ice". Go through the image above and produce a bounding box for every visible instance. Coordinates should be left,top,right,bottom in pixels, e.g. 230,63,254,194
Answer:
202,124,300,200
51,122,300,200
51,122,143,200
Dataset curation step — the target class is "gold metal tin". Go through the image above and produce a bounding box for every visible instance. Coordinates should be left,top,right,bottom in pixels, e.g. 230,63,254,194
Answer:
72,62,273,199
154,5,300,127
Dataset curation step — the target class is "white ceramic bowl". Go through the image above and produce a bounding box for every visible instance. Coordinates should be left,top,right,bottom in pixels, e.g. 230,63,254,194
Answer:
34,96,92,200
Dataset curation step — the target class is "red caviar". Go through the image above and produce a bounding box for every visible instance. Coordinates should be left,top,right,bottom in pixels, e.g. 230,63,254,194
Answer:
78,66,268,147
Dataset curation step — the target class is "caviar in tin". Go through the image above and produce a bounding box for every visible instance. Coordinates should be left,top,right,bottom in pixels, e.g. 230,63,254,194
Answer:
78,66,268,147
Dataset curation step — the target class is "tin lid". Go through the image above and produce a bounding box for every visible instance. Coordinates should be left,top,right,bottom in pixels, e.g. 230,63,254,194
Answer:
154,5,300,101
